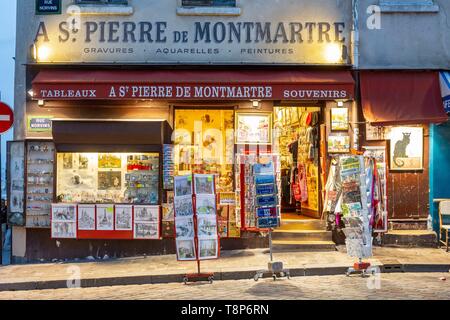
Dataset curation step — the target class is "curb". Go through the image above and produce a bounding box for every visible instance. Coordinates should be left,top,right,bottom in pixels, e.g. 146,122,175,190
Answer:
1,263,449,292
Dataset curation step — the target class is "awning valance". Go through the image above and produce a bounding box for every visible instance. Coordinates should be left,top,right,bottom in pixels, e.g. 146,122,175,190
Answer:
32,69,355,101
52,120,172,152
360,71,448,126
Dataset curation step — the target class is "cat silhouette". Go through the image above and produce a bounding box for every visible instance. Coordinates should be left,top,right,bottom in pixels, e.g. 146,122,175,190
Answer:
393,132,411,167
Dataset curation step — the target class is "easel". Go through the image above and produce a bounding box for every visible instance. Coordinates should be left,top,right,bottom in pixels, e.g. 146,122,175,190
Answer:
254,228,290,281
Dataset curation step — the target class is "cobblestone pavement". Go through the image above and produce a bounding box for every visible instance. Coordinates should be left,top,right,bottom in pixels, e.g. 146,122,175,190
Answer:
1,272,449,300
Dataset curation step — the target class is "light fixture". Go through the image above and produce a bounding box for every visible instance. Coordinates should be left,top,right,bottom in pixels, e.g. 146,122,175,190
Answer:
28,89,34,97
38,100,45,106
252,100,261,109
337,101,344,107
36,45,51,62
324,43,342,64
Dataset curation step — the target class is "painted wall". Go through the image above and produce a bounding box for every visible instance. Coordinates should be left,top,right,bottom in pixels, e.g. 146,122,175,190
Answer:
358,0,450,69
430,122,450,236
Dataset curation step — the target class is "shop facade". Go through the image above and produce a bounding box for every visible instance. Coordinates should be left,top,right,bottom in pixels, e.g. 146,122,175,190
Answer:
9,0,450,262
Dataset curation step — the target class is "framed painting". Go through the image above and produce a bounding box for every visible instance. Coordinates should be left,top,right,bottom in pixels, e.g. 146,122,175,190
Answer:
389,126,423,171
235,113,272,145
331,108,349,131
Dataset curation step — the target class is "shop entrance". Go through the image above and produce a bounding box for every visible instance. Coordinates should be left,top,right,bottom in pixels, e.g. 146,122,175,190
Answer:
274,105,323,221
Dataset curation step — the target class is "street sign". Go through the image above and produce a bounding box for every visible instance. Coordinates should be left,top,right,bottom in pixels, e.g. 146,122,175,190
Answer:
35,0,61,15
0,102,14,134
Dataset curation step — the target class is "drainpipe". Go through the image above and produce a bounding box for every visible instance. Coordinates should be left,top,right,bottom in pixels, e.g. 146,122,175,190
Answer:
351,0,360,69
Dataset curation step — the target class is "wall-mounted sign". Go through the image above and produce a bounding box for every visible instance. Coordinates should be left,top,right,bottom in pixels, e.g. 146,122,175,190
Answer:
28,116,53,132
31,0,351,65
36,0,61,15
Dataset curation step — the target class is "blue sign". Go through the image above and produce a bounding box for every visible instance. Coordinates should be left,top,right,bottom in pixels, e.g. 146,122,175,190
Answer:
255,175,275,185
257,207,277,218
256,195,277,207
257,217,279,228
36,0,61,15
255,183,276,195
439,71,450,113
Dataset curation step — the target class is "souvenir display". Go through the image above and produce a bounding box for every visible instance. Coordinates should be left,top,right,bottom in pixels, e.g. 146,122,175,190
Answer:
163,144,174,190
133,205,160,239
25,141,55,228
174,109,234,194
7,141,25,226
77,204,96,230
389,126,423,171
57,152,159,204
96,204,114,230
115,205,133,231
235,113,272,145
235,154,281,229
174,174,219,261
51,204,77,239
161,190,175,238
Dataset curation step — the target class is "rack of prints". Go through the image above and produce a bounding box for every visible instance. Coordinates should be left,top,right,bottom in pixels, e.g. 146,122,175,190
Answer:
51,204,160,239
218,193,240,238
235,153,281,230
162,191,175,237
163,144,174,190
174,174,219,262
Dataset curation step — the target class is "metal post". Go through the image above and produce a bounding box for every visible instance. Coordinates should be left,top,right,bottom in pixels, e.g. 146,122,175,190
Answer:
269,228,273,262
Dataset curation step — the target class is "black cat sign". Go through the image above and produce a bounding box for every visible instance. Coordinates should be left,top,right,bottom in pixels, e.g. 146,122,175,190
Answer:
389,126,424,171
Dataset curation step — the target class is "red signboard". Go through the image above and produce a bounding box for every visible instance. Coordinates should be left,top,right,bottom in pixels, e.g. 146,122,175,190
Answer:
31,69,355,101
0,102,13,134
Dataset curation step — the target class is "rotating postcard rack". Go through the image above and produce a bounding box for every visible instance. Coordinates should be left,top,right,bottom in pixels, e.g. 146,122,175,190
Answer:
334,155,375,277
174,174,219,284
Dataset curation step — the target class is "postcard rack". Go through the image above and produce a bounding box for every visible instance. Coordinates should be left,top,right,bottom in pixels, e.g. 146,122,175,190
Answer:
173,174,220,284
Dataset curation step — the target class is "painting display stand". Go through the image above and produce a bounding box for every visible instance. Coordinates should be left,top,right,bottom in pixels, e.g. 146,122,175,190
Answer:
254,229,290,281
183,260,215,284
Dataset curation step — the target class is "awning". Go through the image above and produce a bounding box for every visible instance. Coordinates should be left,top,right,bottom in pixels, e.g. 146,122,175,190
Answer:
439,71,450,114
52,120,172,152
360,71,448,126
32,69,355,101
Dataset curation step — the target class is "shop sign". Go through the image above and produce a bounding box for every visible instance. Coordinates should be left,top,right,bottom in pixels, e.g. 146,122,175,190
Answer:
31,0,351,64
36,0,61,15
439,71,450,113
33,84,352,101
28,116,53,132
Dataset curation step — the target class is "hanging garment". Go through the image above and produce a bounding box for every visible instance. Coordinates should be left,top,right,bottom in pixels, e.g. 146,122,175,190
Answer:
298,164,308,202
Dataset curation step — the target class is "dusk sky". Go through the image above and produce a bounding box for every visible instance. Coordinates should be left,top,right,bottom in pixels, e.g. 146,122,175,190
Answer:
0,0,16,195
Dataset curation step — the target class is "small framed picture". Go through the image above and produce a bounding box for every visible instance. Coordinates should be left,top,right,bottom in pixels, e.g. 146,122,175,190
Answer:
331,108,349,131
176,239,197,261
235,113,272,145
77,204,96,231
174,175,193,197
115,205,133,231
328,135,350,153
389,126,423,171
194,174,215,195
198,238,219,260
96,204,114,231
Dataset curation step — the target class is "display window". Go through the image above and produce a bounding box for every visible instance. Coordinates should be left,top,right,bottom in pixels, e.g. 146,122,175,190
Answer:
174,109,234,193
56,152,160,204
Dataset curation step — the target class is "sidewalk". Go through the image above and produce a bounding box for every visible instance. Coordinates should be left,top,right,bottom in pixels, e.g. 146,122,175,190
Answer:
1,247,450,291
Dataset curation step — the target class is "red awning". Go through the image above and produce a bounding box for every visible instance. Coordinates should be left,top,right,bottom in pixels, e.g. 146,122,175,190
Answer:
31,69,355,101
360,71,448,126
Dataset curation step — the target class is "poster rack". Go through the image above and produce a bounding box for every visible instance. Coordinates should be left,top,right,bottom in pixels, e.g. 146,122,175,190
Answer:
174,174,219,284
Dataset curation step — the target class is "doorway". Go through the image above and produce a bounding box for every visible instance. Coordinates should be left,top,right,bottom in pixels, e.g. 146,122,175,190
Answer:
274,105,323,221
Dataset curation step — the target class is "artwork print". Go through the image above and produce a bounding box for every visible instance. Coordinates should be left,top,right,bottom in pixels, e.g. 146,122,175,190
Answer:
176,239,197,261
331,108,349,131
197,216,218,237
328,135,350,153
194,174,215,195
115,205,133,230
98,171,121,190
134,222,159,239
235,113,272,145
52,221,77,239
174,195,194,217
98,153,121,169
96,204,114,230
389,126,423,171
52,204,76,222
77,204,95,230
174,175,193,197
175,216,195,239
134,205,159,222
195,194,217,216
198,238,218,260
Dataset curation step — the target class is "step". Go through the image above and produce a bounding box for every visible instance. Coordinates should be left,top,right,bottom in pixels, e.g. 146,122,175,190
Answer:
272,240,336,252
382,230,438,248
279,219,327,231
272,229,332,241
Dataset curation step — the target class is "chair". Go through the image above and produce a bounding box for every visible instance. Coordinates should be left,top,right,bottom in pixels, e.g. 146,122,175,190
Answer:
439,201,450,252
